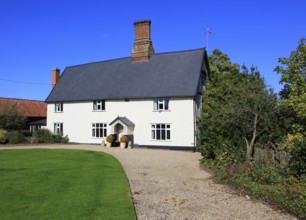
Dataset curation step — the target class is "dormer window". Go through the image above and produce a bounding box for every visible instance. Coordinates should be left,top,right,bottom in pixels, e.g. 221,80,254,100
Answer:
153,98,169,111
93,100,105,111
55,103,63,112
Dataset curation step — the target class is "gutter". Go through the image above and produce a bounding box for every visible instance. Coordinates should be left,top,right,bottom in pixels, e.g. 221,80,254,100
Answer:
193,97,197,153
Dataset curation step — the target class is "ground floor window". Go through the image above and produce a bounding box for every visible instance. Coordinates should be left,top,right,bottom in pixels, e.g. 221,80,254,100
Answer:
151,123,171,140
54,123,63,135
92,123,107,138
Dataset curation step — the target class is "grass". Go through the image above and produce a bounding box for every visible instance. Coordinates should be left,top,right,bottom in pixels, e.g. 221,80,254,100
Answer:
0,149,135,220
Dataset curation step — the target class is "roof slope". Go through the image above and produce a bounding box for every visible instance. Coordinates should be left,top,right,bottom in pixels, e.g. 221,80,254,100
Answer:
46,48,206,102
0,97,47,117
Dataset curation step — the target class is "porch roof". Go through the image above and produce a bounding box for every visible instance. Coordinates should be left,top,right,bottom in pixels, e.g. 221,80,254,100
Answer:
109,116,134,126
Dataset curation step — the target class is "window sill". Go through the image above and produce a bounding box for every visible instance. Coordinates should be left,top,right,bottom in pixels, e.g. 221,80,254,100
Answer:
150,139,172,142
92,110,106,112
54,111,63,113
152,110,170,113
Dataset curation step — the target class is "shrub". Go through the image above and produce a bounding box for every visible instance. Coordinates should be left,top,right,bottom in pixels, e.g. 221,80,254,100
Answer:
199,143,216,160
5,131,26,144
30,137,40,144
33,129,69,144
250,164,283,185
53,133,69,143
225,163,250,177
289,137,306,177
120,135,128,143
106,134,114,143
34,129,53,143
0,129,8,144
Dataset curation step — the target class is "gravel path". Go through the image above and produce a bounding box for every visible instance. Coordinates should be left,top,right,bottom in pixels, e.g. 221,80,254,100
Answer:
0,145,296,220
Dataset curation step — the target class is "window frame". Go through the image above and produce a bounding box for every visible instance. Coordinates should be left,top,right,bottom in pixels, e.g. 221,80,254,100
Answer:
153,98,169,111
54,103,63,112
54,123,63,135
151,123,171,141
92,123,107,138
93,100,105,111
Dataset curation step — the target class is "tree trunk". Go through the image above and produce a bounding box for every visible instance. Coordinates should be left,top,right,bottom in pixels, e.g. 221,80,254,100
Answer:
244,113,258,163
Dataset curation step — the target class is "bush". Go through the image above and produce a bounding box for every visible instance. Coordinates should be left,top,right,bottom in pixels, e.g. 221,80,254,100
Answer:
250,164,283,184
0,129,8,144
106,134,114,143
210,162,306,219
34,129,53,143
120,135,128,143
220,173,306,219
5,131,27,144
289,137,306,177
33,129,69,144
225,163,250,177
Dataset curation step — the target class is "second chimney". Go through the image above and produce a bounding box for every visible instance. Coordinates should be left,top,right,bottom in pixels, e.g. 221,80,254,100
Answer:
132,19,155,62
52,68,60,89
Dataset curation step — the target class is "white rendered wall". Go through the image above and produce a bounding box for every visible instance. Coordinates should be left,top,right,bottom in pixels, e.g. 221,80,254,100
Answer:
46,98,195,147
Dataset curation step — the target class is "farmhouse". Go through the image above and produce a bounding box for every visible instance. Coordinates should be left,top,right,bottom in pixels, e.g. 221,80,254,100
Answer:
45,19,210,149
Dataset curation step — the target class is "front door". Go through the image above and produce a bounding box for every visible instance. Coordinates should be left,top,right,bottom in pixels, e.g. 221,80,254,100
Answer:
114,123,124,142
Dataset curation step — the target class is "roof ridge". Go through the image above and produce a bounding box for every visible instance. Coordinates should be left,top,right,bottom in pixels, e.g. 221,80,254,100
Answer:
0,97,45,102
65,48,205,69
153,47,205,56
66,56,131,69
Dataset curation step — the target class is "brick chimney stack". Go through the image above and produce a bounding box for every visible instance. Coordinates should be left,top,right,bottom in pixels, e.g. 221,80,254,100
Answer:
132,19,155,62
52,68,60,89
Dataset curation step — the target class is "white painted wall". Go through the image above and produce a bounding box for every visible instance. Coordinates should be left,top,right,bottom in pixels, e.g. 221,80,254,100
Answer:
47,98,196,147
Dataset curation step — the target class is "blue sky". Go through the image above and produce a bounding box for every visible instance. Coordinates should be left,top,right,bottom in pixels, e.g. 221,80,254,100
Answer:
0,0,305,101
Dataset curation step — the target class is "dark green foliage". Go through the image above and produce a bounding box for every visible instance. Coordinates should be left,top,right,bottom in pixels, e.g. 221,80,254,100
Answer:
250,164,283,184
33,129,69,144
199,46,306,218
33,129,53,143
198,49,282,164
225,163,250,177
274,38,306,177
0,103,27,130
274,38,306,123
4,131,27,144
289,137,306,177
204,161,306,219
223,175,306,219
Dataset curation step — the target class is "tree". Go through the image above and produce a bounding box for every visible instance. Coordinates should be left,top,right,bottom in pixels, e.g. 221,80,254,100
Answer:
274,38,306,141
0,103,26,130
198,49,281,164
274,38,306,176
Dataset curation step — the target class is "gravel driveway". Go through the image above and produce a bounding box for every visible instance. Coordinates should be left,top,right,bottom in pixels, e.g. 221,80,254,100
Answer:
0,145,296,220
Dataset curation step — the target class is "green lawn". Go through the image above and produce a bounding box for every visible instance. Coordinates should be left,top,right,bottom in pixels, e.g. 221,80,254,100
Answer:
0,149,135,220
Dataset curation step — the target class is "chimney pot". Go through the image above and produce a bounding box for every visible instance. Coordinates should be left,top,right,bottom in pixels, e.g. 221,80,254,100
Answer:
132,19,154,62
52,68,60,89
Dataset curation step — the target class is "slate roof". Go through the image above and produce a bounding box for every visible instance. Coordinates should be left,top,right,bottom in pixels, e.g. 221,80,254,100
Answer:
29,119,47,126
0,97,47,117
45,48,207,103
109,116,135,126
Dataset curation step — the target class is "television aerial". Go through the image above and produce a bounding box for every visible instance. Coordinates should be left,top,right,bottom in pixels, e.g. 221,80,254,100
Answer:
205,28,212,51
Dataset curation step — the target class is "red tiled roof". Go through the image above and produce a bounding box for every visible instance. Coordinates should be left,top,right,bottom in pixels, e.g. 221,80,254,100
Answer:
0,97,47,117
